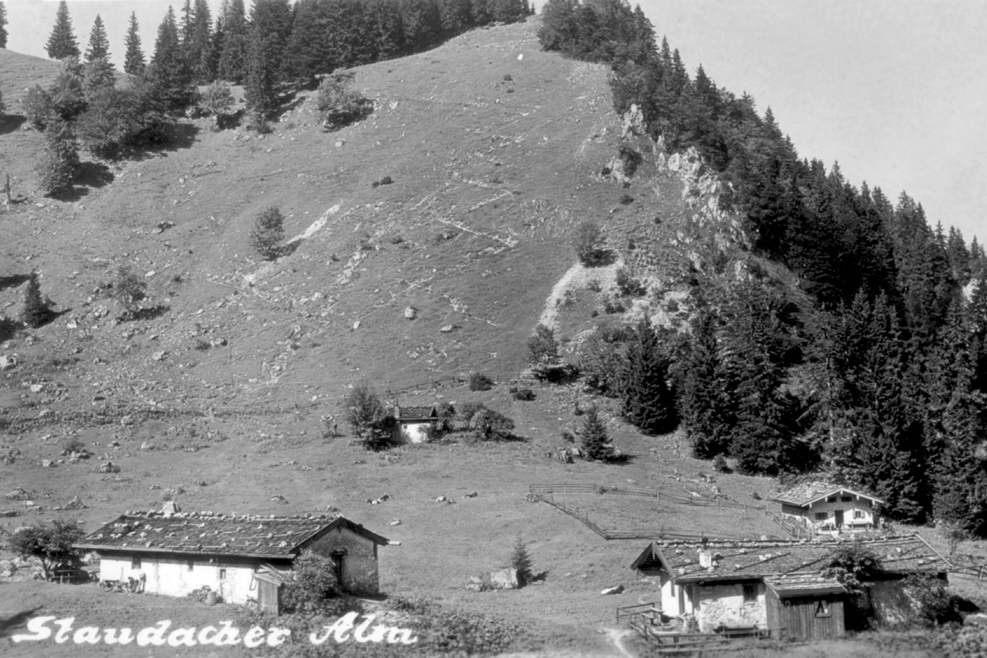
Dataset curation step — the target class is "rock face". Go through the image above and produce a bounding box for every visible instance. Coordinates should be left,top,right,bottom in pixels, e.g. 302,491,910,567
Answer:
489,568,519,590
601,585,625,595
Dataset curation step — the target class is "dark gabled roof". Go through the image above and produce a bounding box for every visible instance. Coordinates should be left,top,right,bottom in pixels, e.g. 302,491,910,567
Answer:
772,482,884,508
632,535,948,584
75,512,389,560
394,404,437,421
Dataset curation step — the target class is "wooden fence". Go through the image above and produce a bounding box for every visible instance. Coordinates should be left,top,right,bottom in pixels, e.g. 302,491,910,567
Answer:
630,627,785,654
529,484,765,541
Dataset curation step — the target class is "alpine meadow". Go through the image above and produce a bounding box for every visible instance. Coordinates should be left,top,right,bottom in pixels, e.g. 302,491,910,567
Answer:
0,1,986,657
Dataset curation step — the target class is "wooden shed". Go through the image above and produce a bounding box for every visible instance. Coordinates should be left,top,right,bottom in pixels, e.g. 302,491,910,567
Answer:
254,565,290,615
765,574,847,640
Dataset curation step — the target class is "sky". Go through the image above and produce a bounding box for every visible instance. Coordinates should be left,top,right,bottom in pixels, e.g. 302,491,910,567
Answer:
4,0,985,245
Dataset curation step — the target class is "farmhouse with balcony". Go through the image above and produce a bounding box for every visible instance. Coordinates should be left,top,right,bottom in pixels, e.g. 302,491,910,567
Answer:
75,511,390,608
772,483,884,535
391,403,439,443
630,534,949,640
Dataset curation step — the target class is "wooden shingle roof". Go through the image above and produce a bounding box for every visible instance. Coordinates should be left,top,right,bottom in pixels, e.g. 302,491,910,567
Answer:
394,404,437,421
75,511,389,559
772,482,884,508
632,534,948,584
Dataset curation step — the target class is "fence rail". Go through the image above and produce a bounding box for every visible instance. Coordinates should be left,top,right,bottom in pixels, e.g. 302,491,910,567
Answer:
530,487,759,541
529,483,766,511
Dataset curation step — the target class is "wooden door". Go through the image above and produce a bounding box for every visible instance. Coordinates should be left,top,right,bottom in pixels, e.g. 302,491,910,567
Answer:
835,510,844,528
258,580,280,615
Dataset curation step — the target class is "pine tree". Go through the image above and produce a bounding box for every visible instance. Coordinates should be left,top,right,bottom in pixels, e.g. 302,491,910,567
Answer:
21,272,51,328
510,536,533,587
619,317,678,435
35,118,78,196
218,0,249,83
84,15,112,65
124,13,146,75
149,7,195,114
250,206,285,260
45,1,80,60
82,57,116,102
580,405,614,461
0,1,8,49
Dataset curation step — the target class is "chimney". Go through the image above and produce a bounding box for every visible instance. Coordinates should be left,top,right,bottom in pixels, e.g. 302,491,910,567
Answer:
699,550,713,568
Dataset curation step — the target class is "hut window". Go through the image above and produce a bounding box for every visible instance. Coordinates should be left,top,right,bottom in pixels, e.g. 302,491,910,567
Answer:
814,512,827,520
219,568,227,580
854,510,865,519
131,556,142,569
841,496,852,502
815,600,831,617
827,496,837,503
742,584,757,603
187,561,194,572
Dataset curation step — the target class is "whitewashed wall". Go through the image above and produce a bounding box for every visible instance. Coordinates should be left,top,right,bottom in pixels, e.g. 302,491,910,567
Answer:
99,554,260,604
695,583,767,631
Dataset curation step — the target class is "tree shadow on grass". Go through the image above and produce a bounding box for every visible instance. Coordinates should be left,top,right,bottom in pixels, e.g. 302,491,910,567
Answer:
0,274,31,292
48,162,115,202
124,305,170,322
0,115,26,136
279,241,302,259
0,316,22,341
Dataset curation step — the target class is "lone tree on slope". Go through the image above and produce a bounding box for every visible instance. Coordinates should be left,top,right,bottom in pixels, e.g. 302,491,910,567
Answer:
21,272,52,328
579,405,615,461
250,205,285,260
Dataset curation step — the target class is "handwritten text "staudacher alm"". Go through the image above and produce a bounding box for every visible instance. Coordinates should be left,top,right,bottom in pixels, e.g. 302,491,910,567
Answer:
12,613,419,647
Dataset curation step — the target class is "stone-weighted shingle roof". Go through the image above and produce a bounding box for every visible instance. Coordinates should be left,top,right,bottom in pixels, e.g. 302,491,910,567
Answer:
772,482,884,508
632,534,948,584
75,511,388,559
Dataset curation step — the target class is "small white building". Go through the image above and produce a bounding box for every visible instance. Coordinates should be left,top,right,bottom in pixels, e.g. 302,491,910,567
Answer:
75,511,389,606
391,404,439,443
772,482,883,536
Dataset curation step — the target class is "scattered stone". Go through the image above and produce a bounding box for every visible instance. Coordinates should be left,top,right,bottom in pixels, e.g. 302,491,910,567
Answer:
63,496,85,509
149,484,161,490
489,568,518,590
601,585,624,596
140,441,154,451
37,409,53,419
367,494,390,505
404,307,417,320
352,320,360,331
162,501,181,515
435,496,447,503
41,460,56,468
440,324,456,333
152,351,167,361
194,479,208,487
389,519,401,526
119,415,134,427
463,492,478,498
5,488,28,500
98,462,120,474
0,355,17,371
465,576,483,592
0,510,18,517
270,494,288,504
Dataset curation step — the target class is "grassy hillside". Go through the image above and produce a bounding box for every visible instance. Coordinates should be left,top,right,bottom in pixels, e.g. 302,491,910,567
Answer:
0,20,828,657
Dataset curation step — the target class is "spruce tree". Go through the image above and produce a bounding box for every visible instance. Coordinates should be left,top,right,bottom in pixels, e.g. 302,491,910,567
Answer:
619,317,678,435
680,307,734,458
82,57,116,102
149,7,195,114
218,0,249,83
580,405,614,461
45,1,80,60
0,1,8,49
124,13,146,75
510,536,533,587
84,15,112,65
189,0,214,84
21,272,51,328
251,206,285,260
35,118,78,196
244,0,292,123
